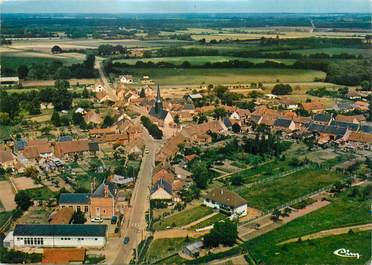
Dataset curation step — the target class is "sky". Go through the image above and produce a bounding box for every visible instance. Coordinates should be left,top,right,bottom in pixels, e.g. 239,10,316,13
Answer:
1,0,371,13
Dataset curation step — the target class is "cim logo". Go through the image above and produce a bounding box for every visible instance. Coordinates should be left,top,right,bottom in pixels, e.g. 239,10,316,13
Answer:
333,248,360,259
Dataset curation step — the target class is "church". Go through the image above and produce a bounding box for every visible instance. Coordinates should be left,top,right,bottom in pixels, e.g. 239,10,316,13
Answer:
149,85,174,127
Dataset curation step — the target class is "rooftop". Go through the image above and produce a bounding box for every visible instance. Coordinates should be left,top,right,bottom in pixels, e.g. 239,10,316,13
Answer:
14,224,107,237
59,193,91,205
206,188,247,208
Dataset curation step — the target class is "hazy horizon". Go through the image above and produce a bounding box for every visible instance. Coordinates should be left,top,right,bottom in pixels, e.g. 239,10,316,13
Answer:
1,0,371,13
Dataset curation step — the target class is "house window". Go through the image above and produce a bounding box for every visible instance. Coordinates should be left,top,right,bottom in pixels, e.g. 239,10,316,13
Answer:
77,206,81,211
103,210,106,214
84,206,89,212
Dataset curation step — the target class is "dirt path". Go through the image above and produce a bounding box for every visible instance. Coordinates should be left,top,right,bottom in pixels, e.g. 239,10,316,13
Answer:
0,181,16,211
153,229,208,239
181,212,219,229
210,254,248,265
278,223,372,245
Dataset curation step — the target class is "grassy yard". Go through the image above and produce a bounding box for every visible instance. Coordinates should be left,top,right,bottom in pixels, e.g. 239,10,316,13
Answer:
153,205,214,230
145,238,188,262
237,168,343,210
113,67,326,85
191,213,228,230
114,56,295,66
0,126,13,141
261,231,371,265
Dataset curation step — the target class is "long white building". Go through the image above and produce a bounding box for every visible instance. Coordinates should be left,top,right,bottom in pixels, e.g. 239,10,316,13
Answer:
3,224,107,249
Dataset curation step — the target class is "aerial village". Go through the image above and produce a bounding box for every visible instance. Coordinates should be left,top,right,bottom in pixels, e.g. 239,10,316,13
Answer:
0,70,371,263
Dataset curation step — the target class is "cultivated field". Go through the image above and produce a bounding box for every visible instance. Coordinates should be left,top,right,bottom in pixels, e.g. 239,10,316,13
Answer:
237,168,343,210
0,181,16,211
114,56,295,65
116,68,326,85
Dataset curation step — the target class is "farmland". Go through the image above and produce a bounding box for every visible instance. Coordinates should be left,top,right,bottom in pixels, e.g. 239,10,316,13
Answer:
113,67,326,85
114,56,295,66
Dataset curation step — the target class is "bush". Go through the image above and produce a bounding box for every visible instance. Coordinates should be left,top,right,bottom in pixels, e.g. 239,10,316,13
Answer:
141,116,163,139
272,84,293,95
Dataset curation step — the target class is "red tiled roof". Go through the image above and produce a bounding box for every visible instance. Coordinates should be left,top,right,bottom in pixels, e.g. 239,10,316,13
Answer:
152,169,175,184
301,102,325,112
335,114,365,123
49,207,74,224
347,131,372,144
54,140,90,157
0,150,14,163
42,248,85,264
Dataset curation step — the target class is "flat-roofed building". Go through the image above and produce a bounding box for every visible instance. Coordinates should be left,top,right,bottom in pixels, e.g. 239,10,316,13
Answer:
4,224,107,249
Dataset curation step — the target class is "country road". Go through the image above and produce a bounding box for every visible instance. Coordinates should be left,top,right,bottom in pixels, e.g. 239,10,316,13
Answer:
113,133,157,264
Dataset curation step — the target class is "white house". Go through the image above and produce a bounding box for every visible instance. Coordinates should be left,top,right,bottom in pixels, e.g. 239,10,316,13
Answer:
3,224,107,249
119,75,134,84
91,83,105,93
230,111,241,120
203,188,247,217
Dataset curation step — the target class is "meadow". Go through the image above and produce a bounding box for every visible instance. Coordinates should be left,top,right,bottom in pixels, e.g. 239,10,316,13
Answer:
152,205,213,230
114,56,295,66
245,191,371,264
0,55,62,70
115,67,326,85
236,168,343,210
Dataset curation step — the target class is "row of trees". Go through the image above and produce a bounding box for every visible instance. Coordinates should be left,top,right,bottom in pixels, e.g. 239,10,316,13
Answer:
140,116,163,139
3,54,98,80
0,80,73,125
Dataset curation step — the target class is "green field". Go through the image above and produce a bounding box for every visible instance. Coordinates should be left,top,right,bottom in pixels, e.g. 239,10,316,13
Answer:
191,213,228,230
0,56,63,70
237,168,343,210
191,189,371,265
114,56,295,66
262,231,371,265
267,47,370,56
114,67,326,85
153,205,214,230
145,238,188,262
24,187,57,201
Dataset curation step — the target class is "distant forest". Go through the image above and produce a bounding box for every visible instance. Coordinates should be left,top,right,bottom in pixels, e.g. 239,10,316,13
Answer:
1,13,371,38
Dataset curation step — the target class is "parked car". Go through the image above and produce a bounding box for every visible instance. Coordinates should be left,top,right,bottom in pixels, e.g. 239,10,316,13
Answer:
111,216,118,224
123,237,130,245
91,217,103,223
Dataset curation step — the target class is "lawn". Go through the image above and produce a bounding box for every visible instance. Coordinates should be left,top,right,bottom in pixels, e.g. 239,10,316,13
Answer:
237,168,343,210
262,231,371,265
112,67,326,85
145,238,188,263
191,213,228,230
114,56,295,66
153,205,214,230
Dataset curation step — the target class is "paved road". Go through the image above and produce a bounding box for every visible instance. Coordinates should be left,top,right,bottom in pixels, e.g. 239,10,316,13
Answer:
113,135,156,264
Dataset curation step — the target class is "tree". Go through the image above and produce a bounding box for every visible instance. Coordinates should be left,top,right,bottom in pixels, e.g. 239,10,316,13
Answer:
204,220,238,247
15,190,32,211
82,87,90,98
190,160,210,189
271,209,281,221
51,45,63,54
304,135,315,151
360,80,371,91
212,108,227,120
272,84,293,95
174,114,180,124
0,112,11,125
368,97,372,122
17,65,29,79
230,174,243,186
232,123,241,133
139,87,146,98
25,167,39,183
72,209,86,224
53,80,72,111
84,54,95,69
51,111,61,126
102,115,115,128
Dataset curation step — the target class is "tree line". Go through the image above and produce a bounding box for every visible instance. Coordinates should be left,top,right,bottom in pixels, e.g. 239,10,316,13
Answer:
140,116,163,139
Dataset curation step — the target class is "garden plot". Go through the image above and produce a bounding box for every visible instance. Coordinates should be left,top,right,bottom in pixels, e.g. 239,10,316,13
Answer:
0,181,16,211
11,176,43,191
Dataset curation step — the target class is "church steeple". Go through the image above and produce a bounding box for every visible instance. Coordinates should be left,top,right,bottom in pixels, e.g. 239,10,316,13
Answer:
155,84,163,114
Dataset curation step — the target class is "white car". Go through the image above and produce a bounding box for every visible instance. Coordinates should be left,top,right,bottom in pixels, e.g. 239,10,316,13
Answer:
91,217,103,223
